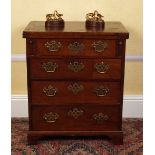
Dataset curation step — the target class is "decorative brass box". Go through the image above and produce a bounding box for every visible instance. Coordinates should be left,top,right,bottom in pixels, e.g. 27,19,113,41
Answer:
85,10,105,29
45,10,64,28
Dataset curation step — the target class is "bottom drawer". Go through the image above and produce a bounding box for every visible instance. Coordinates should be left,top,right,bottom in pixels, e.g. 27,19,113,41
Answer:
31,105,121,131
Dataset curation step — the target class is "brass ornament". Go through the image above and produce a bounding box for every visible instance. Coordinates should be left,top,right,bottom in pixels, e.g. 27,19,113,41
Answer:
43,112,59,123
45,10,64,28
94,62,109,73
68,82,84,94
46,10,63,21
86,10,104,22
45,40,62,52
68,62,85,72
85,10,105,29
92,113,109,123
42,62,58,72
43,85,58,97
94,85,109,97
92,41,108,53
68,108,84,119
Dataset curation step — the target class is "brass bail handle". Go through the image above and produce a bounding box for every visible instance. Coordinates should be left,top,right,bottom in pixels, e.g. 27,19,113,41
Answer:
94,85,109,97
43,85,58,97
42,61,58,72
43,112,59,123
45,40,62,52
94,62,109,74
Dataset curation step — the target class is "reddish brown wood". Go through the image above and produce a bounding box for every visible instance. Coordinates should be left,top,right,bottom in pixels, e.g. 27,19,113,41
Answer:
30,58,121,80
31,81,121,105
34,39,116,57
27,134,41,145
109,132,123,145
31,105,120,131
27,131,123,145
23,21,129,39
23,21,129,145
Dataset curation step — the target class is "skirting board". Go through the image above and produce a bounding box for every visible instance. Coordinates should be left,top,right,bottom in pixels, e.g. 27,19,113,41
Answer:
11,54,143,61
11,95,143,118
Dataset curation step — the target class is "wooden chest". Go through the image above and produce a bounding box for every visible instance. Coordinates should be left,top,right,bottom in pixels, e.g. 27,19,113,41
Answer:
23,21,129,145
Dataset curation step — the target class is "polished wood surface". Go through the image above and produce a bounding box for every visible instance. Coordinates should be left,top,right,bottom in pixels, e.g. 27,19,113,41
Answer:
31,81,121,105
33,39,116,57
27,131,123,145
23,21,129,145
31,105,120,131
23,21,129,39
30,58,121,80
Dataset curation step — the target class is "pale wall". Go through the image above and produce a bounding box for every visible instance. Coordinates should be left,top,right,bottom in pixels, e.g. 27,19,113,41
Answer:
11,61,143,95
11,0,143,95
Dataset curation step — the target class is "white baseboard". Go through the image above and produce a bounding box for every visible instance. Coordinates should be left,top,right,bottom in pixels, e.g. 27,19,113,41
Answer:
11,95,28,118
122,95,143,118
11,54,143,62
11,95,143,118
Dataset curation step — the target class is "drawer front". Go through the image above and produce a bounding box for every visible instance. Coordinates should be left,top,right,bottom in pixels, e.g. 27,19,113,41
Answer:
31,81,121,105
31,105,121,131
30,58,121,80
35,39,116,57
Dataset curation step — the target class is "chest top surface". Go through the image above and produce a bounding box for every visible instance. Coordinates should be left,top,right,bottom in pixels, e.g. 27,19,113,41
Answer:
23,21,129,39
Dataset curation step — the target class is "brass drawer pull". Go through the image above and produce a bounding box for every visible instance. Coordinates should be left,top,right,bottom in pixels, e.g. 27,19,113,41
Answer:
43,85,58,96
45,40,62,52
92,41,108,53
68,41,84,52
68,108,84,119
92,113,109,122
94,62,109,73
42,62,58,72
68,82,84,94
43,112,59,123
94,86,109,97
68,62,85,72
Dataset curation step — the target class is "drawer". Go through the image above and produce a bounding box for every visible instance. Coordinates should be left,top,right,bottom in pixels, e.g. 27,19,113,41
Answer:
34,39,116,57
31,105,121,131
31,81,121,105
30,58,121,80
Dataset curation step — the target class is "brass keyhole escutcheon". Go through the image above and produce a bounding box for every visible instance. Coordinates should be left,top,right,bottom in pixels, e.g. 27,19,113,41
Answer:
92,41,108,53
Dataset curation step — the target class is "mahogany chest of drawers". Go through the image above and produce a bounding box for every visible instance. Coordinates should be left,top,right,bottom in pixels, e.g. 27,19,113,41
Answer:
23,21,129,145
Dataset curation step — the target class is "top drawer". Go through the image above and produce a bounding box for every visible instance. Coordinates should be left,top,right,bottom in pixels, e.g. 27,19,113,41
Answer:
30,39,117,57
